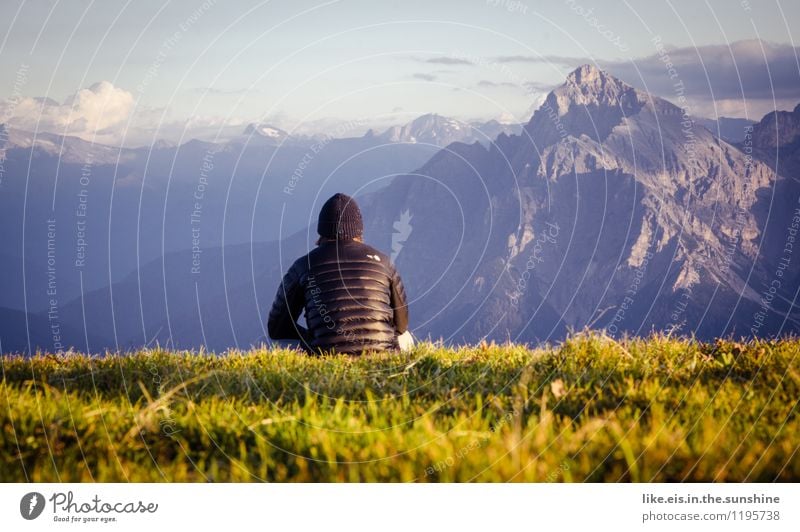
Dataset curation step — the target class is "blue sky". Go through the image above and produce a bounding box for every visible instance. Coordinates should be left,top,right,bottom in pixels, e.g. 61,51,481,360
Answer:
1,0,798,145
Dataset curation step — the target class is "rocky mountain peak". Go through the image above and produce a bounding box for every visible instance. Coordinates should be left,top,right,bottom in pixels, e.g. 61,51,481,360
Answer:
557,64,644,113
378,114,470,146
526,64,647,143
365,65,789,344
565,63,608,85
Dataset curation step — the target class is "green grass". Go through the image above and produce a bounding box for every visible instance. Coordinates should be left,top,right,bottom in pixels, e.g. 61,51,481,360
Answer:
1,333,798,482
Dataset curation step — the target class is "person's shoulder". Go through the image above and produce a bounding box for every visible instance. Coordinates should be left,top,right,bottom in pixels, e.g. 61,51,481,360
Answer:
355,241,395,268
287,252,311,276
292,249,312,264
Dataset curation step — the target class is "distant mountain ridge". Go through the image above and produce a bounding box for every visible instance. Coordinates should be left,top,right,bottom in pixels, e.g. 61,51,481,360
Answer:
372,113,522,147
751,103,800,149
241,114,523,149
2,66,799,353
0,117,440,344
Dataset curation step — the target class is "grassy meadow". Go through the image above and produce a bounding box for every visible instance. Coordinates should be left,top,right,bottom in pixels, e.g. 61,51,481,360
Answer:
1,334,798,482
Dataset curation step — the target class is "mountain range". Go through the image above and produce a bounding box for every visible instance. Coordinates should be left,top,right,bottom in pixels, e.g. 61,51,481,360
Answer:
244,114,523,148
369,114,522,147
2,65,798,353
360,65,798,343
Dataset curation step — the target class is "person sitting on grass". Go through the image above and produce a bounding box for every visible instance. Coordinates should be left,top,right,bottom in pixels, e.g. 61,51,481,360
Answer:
268,193,412,354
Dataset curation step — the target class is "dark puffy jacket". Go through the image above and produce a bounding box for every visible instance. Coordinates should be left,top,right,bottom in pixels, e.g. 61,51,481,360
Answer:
267,239,408,354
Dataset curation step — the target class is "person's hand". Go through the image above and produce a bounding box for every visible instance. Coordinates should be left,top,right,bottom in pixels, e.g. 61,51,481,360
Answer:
398,330,415,351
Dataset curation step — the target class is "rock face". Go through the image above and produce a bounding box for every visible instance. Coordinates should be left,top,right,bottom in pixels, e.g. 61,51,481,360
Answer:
360,64,797,343
751,104,800,149
746,103,800,329
750,103,800,181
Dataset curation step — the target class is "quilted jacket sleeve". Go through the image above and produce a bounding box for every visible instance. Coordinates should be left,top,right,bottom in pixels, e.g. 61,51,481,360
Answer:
268,258,308,340
389,263,409,334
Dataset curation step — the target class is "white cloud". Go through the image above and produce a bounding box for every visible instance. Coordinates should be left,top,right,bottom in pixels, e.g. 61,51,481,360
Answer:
0,82,254,147
2,81,134,142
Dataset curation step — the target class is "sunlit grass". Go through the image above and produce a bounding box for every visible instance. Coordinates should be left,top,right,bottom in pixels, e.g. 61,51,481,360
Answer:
1,333,798,481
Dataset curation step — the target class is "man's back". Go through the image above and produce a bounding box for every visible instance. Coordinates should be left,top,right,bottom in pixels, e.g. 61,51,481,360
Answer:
268,239,408,354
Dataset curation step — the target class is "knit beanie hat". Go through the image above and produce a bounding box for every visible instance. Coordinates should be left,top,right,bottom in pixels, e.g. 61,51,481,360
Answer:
317,193,363,240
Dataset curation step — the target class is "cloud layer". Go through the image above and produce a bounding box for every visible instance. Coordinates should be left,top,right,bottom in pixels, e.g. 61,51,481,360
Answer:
494,40,800,118
2,81,134,142
3,40,799,146
0,82,249,146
